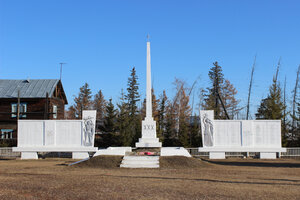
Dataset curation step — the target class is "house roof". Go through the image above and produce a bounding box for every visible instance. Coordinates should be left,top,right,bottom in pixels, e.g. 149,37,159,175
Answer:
0,79,67,103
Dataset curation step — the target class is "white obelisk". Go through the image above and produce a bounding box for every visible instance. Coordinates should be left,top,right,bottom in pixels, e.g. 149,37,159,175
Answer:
136,36,162,148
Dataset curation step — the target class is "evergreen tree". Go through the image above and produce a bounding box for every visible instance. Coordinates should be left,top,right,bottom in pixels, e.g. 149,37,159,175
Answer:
295,101,300,146
125,67,141,146
290,66,300,146
93,90,107,121
203,62,224,119
189,114,202,147
152,88,160,121
163,101,177,146
158,90,168,142
104,99,117,133
203,62,239,119
125,67,140,117
256,66,286,144
73,83,92,118
102,98,119,147
116,89,131,146
256,78,285,120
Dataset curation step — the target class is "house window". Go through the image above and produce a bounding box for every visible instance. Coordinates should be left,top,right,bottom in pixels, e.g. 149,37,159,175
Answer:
1,129,13,139
53,105,57,119
11,103,27,118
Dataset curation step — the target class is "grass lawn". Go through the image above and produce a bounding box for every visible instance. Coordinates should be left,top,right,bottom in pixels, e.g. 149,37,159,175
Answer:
0,157,300,200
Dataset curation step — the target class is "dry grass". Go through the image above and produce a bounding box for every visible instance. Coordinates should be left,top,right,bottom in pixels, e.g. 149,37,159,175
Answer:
0,157,300,200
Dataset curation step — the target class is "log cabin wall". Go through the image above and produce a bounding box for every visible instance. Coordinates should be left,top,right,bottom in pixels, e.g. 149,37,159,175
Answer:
0,79,68,145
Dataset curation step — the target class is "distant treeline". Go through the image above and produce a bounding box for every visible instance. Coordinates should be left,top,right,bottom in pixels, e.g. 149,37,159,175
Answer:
66,61,300,148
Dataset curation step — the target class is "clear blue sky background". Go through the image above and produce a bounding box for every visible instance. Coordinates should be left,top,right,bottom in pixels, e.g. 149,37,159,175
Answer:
1,0,299,118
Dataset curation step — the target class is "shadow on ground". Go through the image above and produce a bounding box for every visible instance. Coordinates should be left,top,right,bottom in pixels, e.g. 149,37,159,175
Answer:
202,159,300,168
96,174,300,186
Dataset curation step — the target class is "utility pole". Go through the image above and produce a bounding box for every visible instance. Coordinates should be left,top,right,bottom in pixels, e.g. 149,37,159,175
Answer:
17,90,20,120
59,63,67,81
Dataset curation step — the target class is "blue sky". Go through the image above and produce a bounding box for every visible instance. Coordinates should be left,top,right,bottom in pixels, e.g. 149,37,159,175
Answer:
1,0,300,118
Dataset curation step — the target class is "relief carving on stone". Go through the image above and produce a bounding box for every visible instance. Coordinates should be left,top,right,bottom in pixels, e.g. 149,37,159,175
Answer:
83,117,94,146
203,113,214,147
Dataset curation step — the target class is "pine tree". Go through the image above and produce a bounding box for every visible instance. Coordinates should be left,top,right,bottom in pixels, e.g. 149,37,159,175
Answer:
122,67,141,146
73,83,92,118
104,99,117,133
256,77,285,120
116,89,131,146
157,90,168,142
290,65,300,146
255,61,286,147
102,98,119,147
152,88,160,121
189,114,201,147
163,101,176,146
203,62,224,119
203,62,239,119
93,90,107,121
256,98,269,119
125,67,140,117
295,101,300,146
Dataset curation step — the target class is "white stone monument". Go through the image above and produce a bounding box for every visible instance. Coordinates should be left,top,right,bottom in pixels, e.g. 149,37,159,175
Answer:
198,110,286,159
100,37,191,167
136,37,162,148
13,110,98,159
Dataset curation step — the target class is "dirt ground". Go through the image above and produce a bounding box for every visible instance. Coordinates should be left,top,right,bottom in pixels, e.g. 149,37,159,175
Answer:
0,157,300,200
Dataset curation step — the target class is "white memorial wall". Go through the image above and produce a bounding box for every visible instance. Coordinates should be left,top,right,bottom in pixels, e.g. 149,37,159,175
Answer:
199,110,285,159
13,110,98,159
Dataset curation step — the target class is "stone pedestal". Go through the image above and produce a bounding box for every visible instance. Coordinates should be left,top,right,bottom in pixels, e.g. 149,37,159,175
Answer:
21,152,38,159
209,152,225,159
120,156,159,168
136,118,162,148
72,152,90,159
260,152,276,159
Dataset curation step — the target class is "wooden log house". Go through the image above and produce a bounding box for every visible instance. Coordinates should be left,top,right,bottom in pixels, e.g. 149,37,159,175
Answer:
0,79,68,144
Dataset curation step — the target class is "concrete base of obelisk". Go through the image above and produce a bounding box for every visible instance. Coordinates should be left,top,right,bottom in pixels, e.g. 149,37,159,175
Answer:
135,118,162,148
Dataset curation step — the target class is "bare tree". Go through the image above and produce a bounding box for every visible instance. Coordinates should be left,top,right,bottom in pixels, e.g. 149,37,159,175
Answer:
292,65,300,130
283,76,287,130
246,55,256,120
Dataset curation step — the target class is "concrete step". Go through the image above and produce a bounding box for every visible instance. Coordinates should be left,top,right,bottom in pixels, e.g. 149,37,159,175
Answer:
122,156,159,161
120,156,160,168
121,160,159,165
138,138,160,143
120,164,159,168
136,142,162,148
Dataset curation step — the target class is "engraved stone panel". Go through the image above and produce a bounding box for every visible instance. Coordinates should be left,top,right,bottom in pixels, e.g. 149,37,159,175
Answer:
55,121,82,146
214,121,241,147
18,121,44,146
44,120,56,146
241,121,253,147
